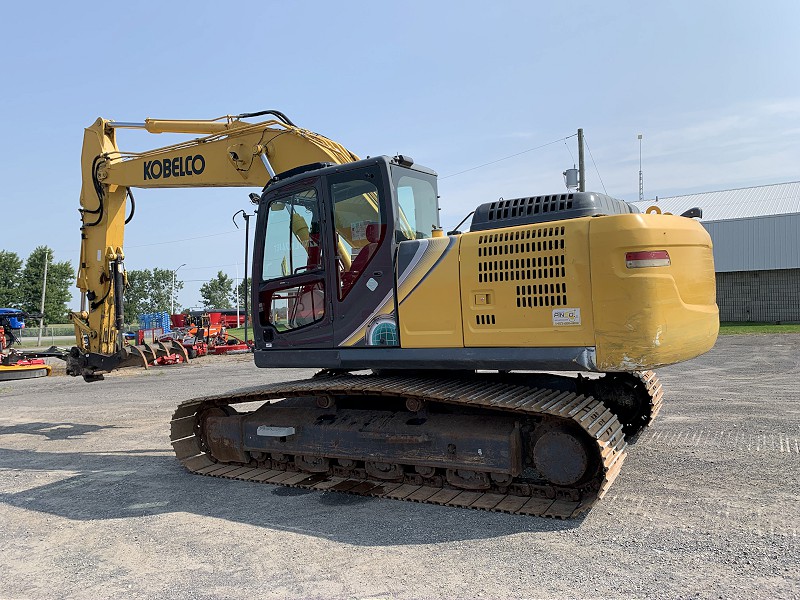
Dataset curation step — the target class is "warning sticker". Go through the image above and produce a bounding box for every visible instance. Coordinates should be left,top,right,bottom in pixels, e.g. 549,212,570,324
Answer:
552,308,581,326
351,220,374,241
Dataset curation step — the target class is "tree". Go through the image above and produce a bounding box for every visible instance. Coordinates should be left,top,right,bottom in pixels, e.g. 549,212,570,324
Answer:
149,267,182,314
234,278,252,326
124,268,183,320
17,246,75,324
124,270,152,320
236,278,251,310
200,271,234,309
0,250,22,307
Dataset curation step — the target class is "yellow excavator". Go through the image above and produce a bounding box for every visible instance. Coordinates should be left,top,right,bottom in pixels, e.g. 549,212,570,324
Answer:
68,111,718,517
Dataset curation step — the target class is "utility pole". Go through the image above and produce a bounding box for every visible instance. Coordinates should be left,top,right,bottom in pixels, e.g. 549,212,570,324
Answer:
37,250,49,346
171,264,186,315
235,262,240,328
638,134,644,202
577,128,586,192
234,208,254,344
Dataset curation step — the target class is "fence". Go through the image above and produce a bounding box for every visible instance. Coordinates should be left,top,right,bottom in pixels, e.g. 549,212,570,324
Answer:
15,323,143,347
19,324,75,338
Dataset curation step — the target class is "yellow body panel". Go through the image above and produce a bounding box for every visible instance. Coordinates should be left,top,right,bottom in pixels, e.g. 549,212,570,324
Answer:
397,238,463,348
589,213,718,371
397,213,718,372
459,222,596,348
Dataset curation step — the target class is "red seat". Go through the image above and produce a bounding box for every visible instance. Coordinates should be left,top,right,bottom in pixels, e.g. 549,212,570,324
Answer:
340,223,384,297
306,232,322,270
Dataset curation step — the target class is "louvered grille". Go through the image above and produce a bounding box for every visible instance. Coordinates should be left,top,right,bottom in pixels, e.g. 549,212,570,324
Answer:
475,314,496,326
477,226,568,308
485,194,574,222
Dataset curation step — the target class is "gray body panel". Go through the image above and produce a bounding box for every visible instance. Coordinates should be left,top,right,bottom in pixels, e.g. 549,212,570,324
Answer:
254,346,598,372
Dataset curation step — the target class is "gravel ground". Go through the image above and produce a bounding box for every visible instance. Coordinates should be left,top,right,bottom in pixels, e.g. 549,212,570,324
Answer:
0,335,798,599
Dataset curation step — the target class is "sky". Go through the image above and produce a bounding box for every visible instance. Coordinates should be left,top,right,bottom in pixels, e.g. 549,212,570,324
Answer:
1,0,798,311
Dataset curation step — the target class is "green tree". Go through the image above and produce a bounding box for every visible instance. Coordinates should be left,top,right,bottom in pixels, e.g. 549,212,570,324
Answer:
200,271,234,309
124,270,152,321
235,278,252,326
124,268,183,320
236,278,252,310
0,250,23,307
17,246,75,324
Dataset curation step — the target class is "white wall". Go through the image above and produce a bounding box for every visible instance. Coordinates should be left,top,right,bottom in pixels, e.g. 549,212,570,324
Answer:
703,213,800,272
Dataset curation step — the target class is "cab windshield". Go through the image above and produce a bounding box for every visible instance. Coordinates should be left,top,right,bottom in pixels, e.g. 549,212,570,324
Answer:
392,168,439,241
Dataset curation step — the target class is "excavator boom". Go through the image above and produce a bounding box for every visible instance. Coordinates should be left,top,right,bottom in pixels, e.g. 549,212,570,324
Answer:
68,112,358,380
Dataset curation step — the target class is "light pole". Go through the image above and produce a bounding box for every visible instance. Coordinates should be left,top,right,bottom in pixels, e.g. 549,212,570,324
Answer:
37,249,49,346
638,134,644,202
171,263,186,315
235,262,240,328
233,209,254,343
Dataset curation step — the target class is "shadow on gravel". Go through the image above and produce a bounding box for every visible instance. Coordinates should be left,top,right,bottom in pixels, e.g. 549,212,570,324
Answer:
0,422,119,440
0,442,583,546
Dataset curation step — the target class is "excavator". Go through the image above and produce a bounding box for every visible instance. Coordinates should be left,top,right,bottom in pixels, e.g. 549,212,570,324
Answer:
67,110,719,518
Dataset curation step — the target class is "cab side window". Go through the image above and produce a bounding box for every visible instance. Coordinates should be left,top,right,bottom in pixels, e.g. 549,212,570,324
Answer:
330,176,386,299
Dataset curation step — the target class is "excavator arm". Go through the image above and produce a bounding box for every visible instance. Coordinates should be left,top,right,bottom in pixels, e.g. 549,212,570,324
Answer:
68,112,358,381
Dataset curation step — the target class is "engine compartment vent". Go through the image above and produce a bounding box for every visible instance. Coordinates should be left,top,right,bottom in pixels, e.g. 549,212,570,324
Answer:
470,191,638,232
477,226,569,308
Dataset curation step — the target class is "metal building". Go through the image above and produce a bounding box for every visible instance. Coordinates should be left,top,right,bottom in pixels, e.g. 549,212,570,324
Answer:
630,181,800,323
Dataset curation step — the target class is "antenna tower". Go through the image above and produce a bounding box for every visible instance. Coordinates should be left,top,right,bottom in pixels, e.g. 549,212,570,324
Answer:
638,134,644,202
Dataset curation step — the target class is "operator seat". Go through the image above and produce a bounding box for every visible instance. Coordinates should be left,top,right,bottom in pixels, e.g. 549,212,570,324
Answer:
341,223,384,296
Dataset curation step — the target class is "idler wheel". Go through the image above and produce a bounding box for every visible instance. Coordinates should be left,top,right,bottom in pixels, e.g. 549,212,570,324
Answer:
195,405,237,452
532,425,595,486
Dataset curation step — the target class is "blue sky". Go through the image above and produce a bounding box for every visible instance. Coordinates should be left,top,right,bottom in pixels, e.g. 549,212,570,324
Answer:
2,1,798,310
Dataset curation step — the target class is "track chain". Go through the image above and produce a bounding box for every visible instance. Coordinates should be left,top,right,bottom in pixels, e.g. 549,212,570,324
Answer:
169,373,661,518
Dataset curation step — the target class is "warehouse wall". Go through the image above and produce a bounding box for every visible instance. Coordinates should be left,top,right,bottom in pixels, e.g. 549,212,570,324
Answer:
704,213,800,272
716,269,800,322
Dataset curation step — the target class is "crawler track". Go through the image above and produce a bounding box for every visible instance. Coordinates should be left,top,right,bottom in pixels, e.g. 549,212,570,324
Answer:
170,372,662,518
636,370,665,428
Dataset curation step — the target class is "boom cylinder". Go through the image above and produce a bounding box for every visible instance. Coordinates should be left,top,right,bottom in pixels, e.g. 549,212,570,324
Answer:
112,258,125,350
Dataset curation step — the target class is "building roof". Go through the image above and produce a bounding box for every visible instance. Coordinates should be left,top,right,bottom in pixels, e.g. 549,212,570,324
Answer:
629,181,800,222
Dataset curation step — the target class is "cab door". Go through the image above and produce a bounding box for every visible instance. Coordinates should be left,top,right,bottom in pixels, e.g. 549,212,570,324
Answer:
254,178,333,349
326,164,398,348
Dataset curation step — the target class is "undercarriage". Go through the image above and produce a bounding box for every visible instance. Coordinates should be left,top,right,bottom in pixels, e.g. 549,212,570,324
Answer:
170,371,662,518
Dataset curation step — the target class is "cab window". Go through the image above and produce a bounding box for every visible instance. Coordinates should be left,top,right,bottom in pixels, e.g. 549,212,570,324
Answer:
262,188,323,281
394,171,439,241
330,175,386,299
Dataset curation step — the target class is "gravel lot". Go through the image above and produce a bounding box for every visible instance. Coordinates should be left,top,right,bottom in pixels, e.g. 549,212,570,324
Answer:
1,335,798,599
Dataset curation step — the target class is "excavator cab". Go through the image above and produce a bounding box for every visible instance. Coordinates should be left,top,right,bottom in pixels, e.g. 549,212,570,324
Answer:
253,155,439,357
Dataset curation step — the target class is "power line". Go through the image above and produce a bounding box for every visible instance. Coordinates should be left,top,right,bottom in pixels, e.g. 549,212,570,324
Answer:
582,134,608,195
127,230,238,248
175,278,229,283
181,263,243,271
441,134,577,179
564,139,576,164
